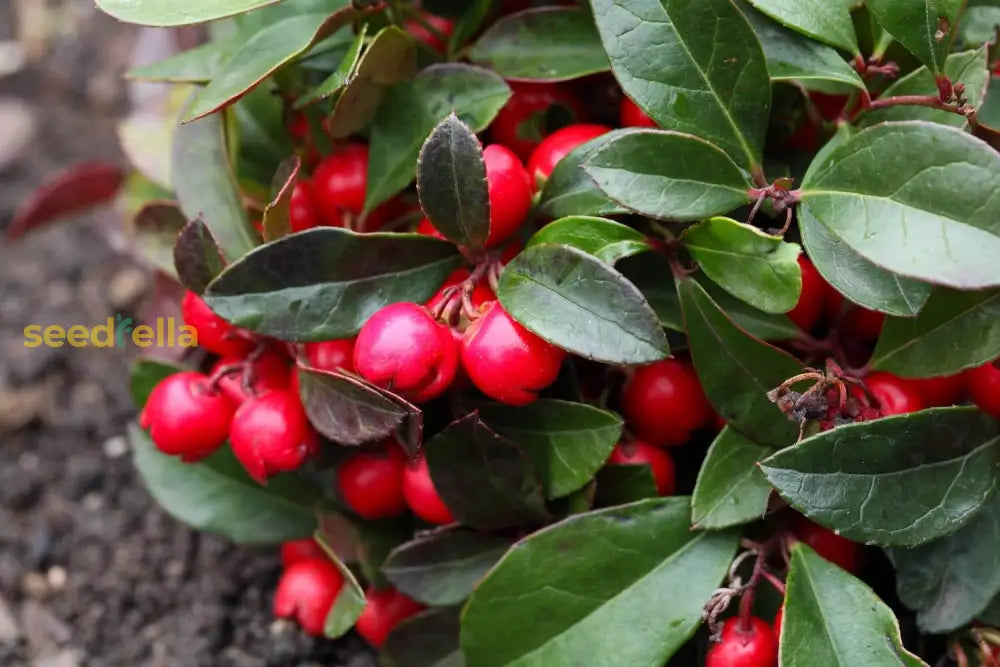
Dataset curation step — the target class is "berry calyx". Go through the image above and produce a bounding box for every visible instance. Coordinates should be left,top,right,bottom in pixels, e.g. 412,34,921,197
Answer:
312,144,369,228
140,371,236,462
426,269,495,313
787,256,825,332
355,587,425,648
526,123,611,183
229,389,318,482
273,557,343,636
606,441,676,496
402,456,455,525
967,361,1000,418
865,372,925,416
211,349,291,404
289,180,321,232
483,144,533,248
491,82,582,160
791,514,862,573
337,442,407,519
619,97,656,127
354,302,459,402
621,359,711,447
181,291,254,357
460,301,566,406
304,338,356,375
280,538,327,567
706,616,778,667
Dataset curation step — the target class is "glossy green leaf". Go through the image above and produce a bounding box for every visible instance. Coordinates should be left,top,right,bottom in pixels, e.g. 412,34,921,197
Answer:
366,64,511,214
417,113,490,250
781,543,927,667
468,7,608,82
761,407,1000,547
133,202,187,278
381,608,464,667
174,220,226,295
449,0,494,56
129,423,318,544
478,399,624,499
705,281,801,341
983,76,1000,129
129,359,183,409
866,0,964,73
296,23,368,107
682,217,801,314
593,465,659,506
590,0,771,170
799,122,1000,291
461,498,739,667
537,130,630,219
498,244,669,364
315,534,367,639
261,157,299,242
691,427,774,529
95,0,283,26
526,216,649,265
231,83,295,187
677,277,801,447
584,130,752,221
203,228,461,341
745,0,858,53
382,528,513,606
425,415,549,530
127,38,240,83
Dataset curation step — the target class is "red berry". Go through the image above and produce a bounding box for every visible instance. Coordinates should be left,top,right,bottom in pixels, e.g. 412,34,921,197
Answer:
491,82,582,160
337,442,407,519
792,514,862,573
415,216,445,240
288,111,309,142
140,372,236,462
909,374,965,407
355,587,425,648
773,606,783,640
425,269,495,313
842,306,885,340
402,456,455,525
706,616,778,667
404,12,454,53
810,91,850,121
181,291,254,357
304,338,356,374
229,389,318,482
865,372,925,416
526,123,611,183
606,441,676,496
313,144,368,228
967,361,1000,418
280,538,327,567
785,119,819,152
354,302,459,402
211,349,291,405
621,359,711,446
619,97,656,127
289,180,321,232
483,144,533,248
273,557,343,636
460,301,565,406
787,256,825,332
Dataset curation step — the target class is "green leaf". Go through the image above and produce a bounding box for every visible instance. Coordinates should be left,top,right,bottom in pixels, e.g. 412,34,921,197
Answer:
799,121,1000,290
861,48,991,128
741,4,865,89
977,593,1000,626
590,0,771,170
129,423,318,544
315,533,367,639
95,0,283,26
477,399,624,499
426,415,549,530
460,498,739,667
174,220,226,295
704,280,802,341
866,0,964,73
296,23,368,107
677,277,801,447
498,244,669,364
525,216,649,265
203,228,461,341
448,0,494,56
129,359,183,409
468,7,608,82
381,608,465,667
133,202,187,278
231,83,295,187
366,64,511,214
382,528,513,606
888,494,1000,633
983,76,1000,129
583,130,752,221
744,0,859,53
417,113,490,250
127,38,240,83
761,407,1000,547
691,427,774,529
959,7,1000,47
172,106,257,262
536,130,630,219
261,157,300,242
871,288,1000,377
593,465,659,506
681,217,801,314
781,543,927,667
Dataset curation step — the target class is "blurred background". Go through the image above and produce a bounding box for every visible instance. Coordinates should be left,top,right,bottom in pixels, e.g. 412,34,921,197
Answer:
0,2,370,665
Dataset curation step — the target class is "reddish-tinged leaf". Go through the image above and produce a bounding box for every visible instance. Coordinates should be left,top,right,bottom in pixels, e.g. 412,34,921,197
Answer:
173,220,225,295
262,157,301,242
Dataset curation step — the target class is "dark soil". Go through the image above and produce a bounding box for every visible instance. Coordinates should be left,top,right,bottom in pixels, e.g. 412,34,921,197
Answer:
0,4,373,666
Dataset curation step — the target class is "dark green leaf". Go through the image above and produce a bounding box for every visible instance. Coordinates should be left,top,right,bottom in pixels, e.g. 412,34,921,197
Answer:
701,279,801,341
799,122,1000,290
677,277,801,446
417,113,490,250
203,228,461,341
296,24,368,107
959,7,1000,47
381,608,464,667
95,0,283,26
231,83,294,187
866,0,964,73
590,0,771,170
498,244,669,364
525,216,649,265
983,76,1000,129
127,38,240,83
174,220,226,295
478,399,624,499
261,157,300,242
425,414,549,530
782,543,927,666
691,427,774,529
583,130,752,221
977,593,1000,626
593,465,659,506
129,358,183,409
468,7,608,82
537,130,630,219
382,528,513,606
449,0,494,56
366,64,511,214
681,217,801,314
761,407,1000,547
744,0,859,53
129,423,318,544
133,202,187,278
460,498,739,667
315,533,367,639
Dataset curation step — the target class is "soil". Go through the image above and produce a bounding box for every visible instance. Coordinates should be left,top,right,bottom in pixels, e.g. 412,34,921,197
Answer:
0,4,373,666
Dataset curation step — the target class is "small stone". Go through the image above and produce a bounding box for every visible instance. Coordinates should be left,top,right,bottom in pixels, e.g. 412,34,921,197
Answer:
20,572,50,600
102,435,128,458
46,567,67,592
33,648,83,667
107,267,149,310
